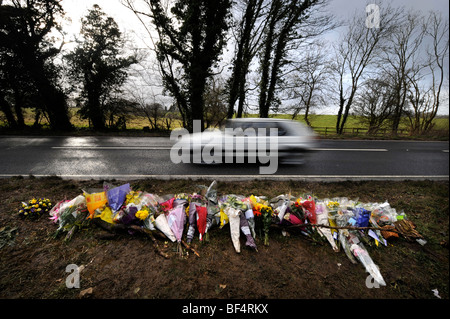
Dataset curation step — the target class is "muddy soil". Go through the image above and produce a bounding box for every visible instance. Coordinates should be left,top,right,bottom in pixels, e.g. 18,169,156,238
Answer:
0,177,448,302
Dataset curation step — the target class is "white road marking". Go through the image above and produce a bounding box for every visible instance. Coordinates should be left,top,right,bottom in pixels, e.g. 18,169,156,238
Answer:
51,146,172,150
312,148,388,152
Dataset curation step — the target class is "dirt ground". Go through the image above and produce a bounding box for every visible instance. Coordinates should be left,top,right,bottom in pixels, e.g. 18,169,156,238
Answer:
0,177,448,302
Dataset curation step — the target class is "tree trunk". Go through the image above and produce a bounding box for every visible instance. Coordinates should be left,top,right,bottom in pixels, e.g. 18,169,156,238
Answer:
258,23,275,118
336,82,345,134
22,52,72,131
13,89,25,129
227,0,261,119
190,73,206,131
0,93,18,128
338,95,354,134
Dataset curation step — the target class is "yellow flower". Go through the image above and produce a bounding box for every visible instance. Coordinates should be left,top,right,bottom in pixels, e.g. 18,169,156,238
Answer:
136,210,149,221
30,199,37,204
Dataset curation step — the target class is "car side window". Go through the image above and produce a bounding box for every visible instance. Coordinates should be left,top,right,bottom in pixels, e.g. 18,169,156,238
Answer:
256,122,286,136
276,123,287,136
225,121,288,136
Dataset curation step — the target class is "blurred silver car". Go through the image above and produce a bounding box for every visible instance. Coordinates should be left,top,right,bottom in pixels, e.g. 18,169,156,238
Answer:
173,118,318,165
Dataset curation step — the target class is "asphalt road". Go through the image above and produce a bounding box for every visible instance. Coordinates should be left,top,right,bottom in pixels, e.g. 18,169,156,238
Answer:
0,136,448,181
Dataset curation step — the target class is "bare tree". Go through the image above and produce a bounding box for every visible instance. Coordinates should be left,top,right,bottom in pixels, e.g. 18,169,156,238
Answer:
382,10,426,134
257,0,334,118
123,0,232,132
332,3,402,134
204,76,228,128
407,12,449,134
354,76,396,134
284,43,330,126
226,0,267,119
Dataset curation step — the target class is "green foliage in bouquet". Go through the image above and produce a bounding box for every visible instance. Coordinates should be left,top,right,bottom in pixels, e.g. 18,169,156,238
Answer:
290,201,305,220
260,206,274,246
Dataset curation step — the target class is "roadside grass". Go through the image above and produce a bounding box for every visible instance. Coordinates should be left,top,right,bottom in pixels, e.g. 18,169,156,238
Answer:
2,107,448,133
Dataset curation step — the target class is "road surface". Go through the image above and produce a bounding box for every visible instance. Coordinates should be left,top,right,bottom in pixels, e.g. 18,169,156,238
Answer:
0,136,448,181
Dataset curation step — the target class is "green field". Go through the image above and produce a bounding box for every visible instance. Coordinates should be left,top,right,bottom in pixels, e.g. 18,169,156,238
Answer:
1,107,448,138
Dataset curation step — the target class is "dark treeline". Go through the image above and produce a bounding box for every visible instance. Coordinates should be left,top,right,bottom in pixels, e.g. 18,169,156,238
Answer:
1,0,448,134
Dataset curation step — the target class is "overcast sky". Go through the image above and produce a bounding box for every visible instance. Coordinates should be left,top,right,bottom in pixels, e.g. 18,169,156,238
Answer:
60,0,450,37
59,0,449,115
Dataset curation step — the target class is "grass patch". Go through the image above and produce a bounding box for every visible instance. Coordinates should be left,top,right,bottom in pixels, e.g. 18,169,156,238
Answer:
1,108,448,140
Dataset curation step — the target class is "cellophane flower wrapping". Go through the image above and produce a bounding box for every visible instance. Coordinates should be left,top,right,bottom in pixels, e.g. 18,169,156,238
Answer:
350,240,386,286
301,197,317,224
219,208,229,228
166,205,186,243
49,199,69,223
106,183,131,213
355,206,371,227
84,191,107,218
244,207,256,239
315,202,339,252
186,202,198,244
224,206,241,253
196,205,207,241
239,211,257,250
160,197,175,213
52,195,87,237
97,206,114,224
205,180,219,234
154,214,176,242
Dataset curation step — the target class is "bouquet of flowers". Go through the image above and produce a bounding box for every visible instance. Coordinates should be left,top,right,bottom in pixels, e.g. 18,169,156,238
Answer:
301,196,317,224
221,194,257,252
105,183,131,213
84,190,107,219
242,198,256,239
166,205,186,254
259,205,273,246
289,201,305,221
50,195,88,240
315,201,339,252
154,213,176,242
205,181,219,240
186,201,199,244
250,195,273,246
196,205,208,241
19,198,52,219
239,210,257,251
